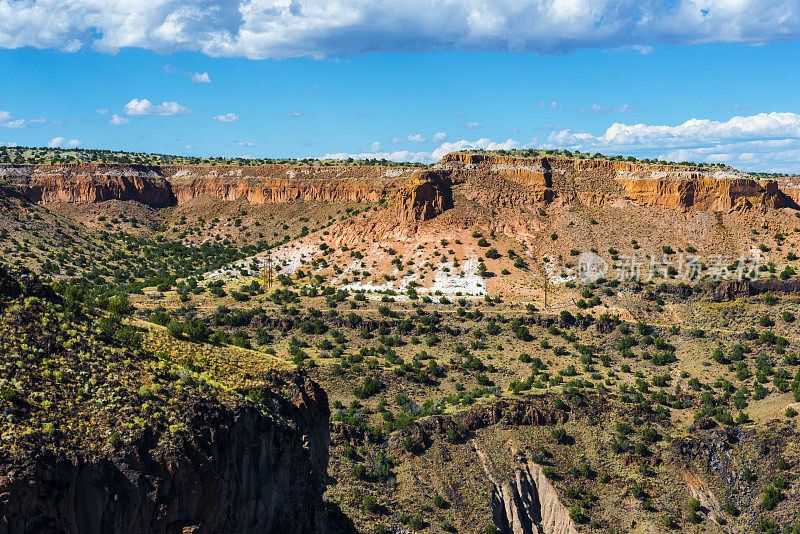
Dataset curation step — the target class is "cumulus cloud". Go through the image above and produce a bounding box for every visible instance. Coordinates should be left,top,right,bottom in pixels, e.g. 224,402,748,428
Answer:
322,150,433,164
95,108,108,115
323,137,523,164
109,113,129,125
2,116,45,128
47,137,81,148
407,133,426,143
544,112,800,172
1,1,799,59
213,112,239,122
123,98,191,116
432,131,448,142
189,71,211,83
465,122,483,129
430,138,521,160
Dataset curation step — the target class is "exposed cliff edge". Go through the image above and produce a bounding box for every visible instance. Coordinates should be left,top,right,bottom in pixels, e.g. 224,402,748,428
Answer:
1,163,414,209
1,380,330,534
0,264,332,534
0,164,175,208
437,152,795,213
2,156,797,227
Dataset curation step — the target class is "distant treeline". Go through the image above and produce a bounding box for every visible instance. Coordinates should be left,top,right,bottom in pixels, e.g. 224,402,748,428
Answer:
0,145,427,168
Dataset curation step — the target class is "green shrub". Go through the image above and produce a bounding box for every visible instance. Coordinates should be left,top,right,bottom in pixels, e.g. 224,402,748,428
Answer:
362,494,379,513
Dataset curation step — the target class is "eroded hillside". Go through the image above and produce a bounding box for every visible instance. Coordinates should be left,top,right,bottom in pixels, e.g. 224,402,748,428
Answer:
3,151,800,533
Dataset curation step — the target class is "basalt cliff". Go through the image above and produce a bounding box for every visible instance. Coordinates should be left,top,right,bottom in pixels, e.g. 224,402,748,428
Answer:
1,155,797,224
0,265,332,534
0,371,331,534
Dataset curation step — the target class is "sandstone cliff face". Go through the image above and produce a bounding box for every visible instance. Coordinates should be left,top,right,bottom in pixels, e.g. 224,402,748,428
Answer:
0,371,330,534
2,164,174,208
438,153,792,213
1,163,415,209
617,176,783,211
393,170,452,222
164,164,408,205
3,157,796,227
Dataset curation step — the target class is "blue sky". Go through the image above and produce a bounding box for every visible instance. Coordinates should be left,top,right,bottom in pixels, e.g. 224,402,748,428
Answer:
2,1,800,171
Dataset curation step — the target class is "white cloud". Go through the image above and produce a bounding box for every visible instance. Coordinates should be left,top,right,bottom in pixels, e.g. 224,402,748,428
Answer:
63,38,82,52
286,111,312,118
541,101,561,109
578,103,632,113
408,133,426,143
189,71,211,83
185,144,193,150
0,111,10,121
230,139,253,147
431,138,521,160
213,112,239,122
465,122,483,129
123,98,191,116
95,108,108,115
2,1,799,59
544,112,800,173
47,137,81,148
369,141,381,152
390,137,402,144
322,150,432,164
1,116,44,128
433,131,448,142
109,113,129,125
323,137,524,164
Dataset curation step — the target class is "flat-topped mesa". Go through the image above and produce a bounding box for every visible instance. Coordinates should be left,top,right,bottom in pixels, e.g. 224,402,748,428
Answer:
438,152,793,212
2,156,795,223
1,163,417,208
164,164,413,205
0,164,174,208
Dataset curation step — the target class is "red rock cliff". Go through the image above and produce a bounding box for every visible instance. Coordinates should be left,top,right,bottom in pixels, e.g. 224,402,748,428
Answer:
1,164,174,208
1,163,417,208
438,152,790,212
163,164,414,205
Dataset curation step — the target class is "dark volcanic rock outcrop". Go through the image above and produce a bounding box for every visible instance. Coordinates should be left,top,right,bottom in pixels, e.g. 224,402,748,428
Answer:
0,372,330,534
